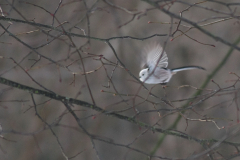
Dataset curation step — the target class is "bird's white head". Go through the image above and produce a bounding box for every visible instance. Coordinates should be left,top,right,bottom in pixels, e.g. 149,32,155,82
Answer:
139,68,149,82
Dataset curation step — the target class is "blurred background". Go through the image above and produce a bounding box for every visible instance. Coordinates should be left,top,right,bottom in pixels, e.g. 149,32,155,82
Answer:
0,0,240,159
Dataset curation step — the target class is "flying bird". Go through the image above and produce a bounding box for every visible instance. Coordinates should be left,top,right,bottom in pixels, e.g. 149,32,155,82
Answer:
139,44,205,84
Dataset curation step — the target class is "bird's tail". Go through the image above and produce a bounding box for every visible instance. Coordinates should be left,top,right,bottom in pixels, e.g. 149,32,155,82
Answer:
171,66,205,74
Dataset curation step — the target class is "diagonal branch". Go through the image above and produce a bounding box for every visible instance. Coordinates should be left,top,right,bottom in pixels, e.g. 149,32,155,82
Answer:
142,0,240,51
0,76,240,148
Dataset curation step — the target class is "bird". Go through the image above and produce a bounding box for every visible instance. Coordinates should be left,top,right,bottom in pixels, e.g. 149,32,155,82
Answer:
139,44,205,84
